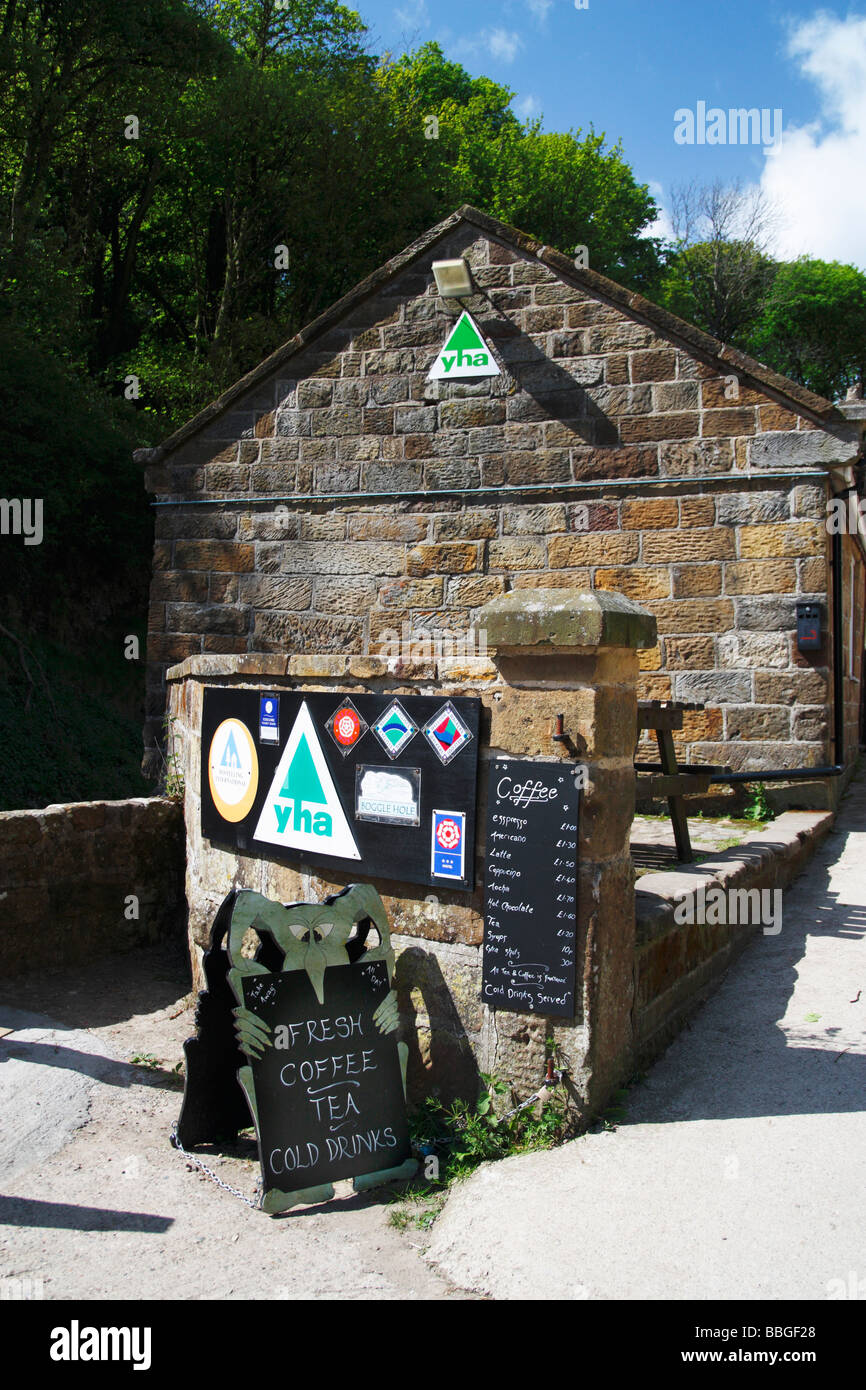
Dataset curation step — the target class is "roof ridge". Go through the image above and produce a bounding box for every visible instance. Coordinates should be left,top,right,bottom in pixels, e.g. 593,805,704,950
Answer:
138,204,851,463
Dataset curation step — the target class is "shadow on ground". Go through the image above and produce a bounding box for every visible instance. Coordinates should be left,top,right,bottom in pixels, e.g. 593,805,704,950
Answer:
626,778,866,1126
0,935,191,1031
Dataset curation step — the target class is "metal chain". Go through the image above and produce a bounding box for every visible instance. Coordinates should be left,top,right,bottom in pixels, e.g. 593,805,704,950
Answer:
170,1124,262,1211
497,1079,561,1124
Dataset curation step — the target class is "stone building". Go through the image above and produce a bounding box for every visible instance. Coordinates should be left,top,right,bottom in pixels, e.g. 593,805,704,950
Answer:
139,205,866,799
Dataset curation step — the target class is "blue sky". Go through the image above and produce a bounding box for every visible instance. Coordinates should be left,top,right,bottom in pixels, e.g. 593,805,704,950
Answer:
355,0,866,268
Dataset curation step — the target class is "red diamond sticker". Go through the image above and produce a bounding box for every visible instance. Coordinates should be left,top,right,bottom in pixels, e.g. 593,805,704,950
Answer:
325,699,368,756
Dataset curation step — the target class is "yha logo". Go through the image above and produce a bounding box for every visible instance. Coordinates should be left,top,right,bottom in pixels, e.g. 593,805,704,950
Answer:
253,701,361,860
427,310,501,381
273,734,332,837
440,348,489,373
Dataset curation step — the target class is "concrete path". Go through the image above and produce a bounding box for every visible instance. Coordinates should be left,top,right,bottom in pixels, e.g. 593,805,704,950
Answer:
0,943,466,1301
0,1008,119,1182
426,768,866,1301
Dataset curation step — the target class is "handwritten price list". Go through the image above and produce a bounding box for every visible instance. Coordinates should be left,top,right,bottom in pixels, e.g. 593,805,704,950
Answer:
481,758,580,1018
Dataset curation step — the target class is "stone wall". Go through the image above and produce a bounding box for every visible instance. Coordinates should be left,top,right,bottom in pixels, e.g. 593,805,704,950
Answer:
0,797,186,977
142,209,864,784
167,588,655,1122
840,529,866,759
634,810,835,1061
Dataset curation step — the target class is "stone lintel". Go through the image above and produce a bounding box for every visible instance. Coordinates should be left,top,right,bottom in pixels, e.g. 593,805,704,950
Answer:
479,588,657,652
165,653,500,683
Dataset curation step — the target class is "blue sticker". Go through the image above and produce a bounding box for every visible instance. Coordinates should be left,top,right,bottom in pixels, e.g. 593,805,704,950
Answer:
259,694,280,744
431,810,466,881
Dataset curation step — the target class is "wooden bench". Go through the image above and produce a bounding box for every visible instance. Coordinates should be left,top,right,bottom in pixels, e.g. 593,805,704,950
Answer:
635,701,730,863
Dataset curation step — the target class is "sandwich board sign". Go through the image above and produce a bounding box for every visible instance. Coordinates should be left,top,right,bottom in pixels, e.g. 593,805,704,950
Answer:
223,885,415,1213
427,310,501,380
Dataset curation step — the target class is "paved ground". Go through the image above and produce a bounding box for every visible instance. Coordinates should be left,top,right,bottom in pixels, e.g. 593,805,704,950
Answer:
2,777,862,1301
630,811,760,874
0,943,467,1301
426,768,866,1300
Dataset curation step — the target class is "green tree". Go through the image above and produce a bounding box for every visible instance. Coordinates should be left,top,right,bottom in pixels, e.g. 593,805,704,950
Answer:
659,181,777,343
377,43,661,292
502,126,662,292
0,0,217,257
746,257,866,401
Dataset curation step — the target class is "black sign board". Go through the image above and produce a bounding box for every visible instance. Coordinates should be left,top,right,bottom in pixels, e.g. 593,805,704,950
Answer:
482,758,580,1018
201,688,479,891
240,958,410,1196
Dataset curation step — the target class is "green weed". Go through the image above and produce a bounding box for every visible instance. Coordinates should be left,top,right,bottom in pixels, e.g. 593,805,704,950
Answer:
743,783,774,822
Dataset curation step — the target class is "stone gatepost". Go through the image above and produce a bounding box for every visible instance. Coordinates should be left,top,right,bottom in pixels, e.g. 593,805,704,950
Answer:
475,589,656,1120
167,587,655,1128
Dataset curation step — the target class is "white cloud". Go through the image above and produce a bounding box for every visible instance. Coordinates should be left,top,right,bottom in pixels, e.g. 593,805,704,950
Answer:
525,0,553,22
758,13,866,268
486,27,524,63
643,181,674,242
514,93,541,121
394,0,429,30
451,27,524,66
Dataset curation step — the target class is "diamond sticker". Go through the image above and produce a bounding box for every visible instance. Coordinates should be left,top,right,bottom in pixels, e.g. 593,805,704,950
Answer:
423,702,473,765
371,700,418,760
325,698,368,756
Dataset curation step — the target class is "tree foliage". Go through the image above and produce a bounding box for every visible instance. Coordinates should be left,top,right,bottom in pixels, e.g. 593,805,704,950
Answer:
1,19,665,433
658,181,778,344
746,258,866,402
378,43,661,292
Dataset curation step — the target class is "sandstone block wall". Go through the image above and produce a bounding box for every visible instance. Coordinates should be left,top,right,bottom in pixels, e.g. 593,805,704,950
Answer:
144,212,864,784
0,798,186,977
167,598,647,1121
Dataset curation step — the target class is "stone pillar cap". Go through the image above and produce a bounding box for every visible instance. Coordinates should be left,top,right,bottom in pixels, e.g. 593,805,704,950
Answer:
479,588,656,650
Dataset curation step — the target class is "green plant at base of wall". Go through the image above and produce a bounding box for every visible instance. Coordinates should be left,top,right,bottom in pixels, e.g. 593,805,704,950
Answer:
743,782,774,822
161,715,185,802
411,1073,568,1183
389,1074,568,1231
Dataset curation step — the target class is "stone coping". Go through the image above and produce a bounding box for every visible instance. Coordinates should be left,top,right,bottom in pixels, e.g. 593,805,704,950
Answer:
165,653,503,683
479,588,656,651
634,810,834,946
0,796,175,824
163,614,650,683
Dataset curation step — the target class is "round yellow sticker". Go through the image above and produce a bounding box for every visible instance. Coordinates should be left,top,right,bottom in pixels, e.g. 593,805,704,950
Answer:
208,718,259,822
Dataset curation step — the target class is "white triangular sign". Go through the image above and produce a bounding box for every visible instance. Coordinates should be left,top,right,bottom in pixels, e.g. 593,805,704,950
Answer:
427,310,501,380
253,701,360,859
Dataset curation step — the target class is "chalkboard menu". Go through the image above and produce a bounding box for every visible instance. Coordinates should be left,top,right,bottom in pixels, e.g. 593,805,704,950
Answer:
482,758,580,1018
240,959,411,1196
215,884,416,1213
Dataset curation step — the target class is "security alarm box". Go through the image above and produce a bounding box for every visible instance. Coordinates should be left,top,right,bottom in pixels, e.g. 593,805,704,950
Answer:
796,602,823,651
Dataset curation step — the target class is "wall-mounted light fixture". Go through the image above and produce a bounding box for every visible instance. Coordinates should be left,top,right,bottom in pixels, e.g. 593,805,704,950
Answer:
432,258,473,298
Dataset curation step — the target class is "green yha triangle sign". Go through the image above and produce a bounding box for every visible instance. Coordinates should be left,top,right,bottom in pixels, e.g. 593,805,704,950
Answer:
427,310,501,380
